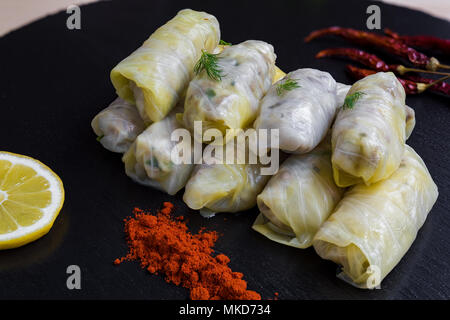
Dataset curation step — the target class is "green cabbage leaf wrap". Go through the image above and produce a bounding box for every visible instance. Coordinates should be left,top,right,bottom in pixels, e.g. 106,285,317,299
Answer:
111,9,220,123
313,145,438,288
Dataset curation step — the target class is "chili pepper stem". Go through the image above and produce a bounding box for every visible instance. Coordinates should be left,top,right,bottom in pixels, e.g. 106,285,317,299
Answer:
417,75,449,93
397,65,450,76
437,64,450,70
427,57,450,71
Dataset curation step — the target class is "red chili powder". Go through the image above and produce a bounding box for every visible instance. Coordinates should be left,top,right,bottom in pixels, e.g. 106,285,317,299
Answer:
114,202,261,300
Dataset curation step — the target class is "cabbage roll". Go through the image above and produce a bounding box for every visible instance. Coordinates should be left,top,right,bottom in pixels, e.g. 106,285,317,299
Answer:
332,72,406,187
313,145,438,288
252,139,344,248
183,162,271,215
111,9,220,122
183,137,275,215
182,40,276,142
91,98,145,153
334,82,415,139
122,109,194,195
254,68,338,153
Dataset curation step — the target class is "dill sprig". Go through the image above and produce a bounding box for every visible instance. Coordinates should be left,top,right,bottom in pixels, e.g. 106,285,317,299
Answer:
219,40,232,46
276,78,300,95
343,91,365,110
96,134,104,142
194,50,224,81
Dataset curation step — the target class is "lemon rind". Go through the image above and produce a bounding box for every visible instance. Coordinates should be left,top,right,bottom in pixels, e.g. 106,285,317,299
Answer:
0,151,65,249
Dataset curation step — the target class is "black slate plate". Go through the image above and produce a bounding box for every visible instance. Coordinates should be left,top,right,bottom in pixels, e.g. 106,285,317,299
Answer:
0,0,449,299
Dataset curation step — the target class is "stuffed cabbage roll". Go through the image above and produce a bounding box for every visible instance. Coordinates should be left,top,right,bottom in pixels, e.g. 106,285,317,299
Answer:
334,82,415,139
332,72,406,187
111,9,220,122
313,145,438,288
254,68,338,153
252,138,344,248
91,98,145,153
122,108,194,195
183,137,277,215
182,40,276,142
183,162,271,216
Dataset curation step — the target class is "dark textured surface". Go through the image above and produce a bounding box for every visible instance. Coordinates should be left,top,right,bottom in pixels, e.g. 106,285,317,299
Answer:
0,0,448,299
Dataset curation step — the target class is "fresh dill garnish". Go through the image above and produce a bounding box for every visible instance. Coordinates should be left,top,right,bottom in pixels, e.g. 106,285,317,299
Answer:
219,40,232,46
96,135,104,142
276,78,300,96
194,50,224,81
343,91,365,110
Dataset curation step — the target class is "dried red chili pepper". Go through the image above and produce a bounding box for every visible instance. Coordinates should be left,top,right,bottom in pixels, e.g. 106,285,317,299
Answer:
385,28,450,55
305,26,448,71
346,65,421,94
345,64,448,95
345,64,377,79
402,74,450,96
316,48,393,71
316,48,450,76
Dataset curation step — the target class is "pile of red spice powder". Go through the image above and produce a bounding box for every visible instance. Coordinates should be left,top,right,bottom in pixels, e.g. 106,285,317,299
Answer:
114,202,261,300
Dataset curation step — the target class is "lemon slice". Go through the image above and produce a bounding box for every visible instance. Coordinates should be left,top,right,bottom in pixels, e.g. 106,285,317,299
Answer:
0,152,64,249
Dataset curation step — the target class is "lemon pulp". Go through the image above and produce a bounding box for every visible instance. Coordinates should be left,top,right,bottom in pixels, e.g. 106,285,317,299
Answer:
0,152,64,249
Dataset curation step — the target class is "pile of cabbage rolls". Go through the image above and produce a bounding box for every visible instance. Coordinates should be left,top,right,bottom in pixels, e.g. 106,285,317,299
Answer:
253,72,437,289
91,9,438,289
